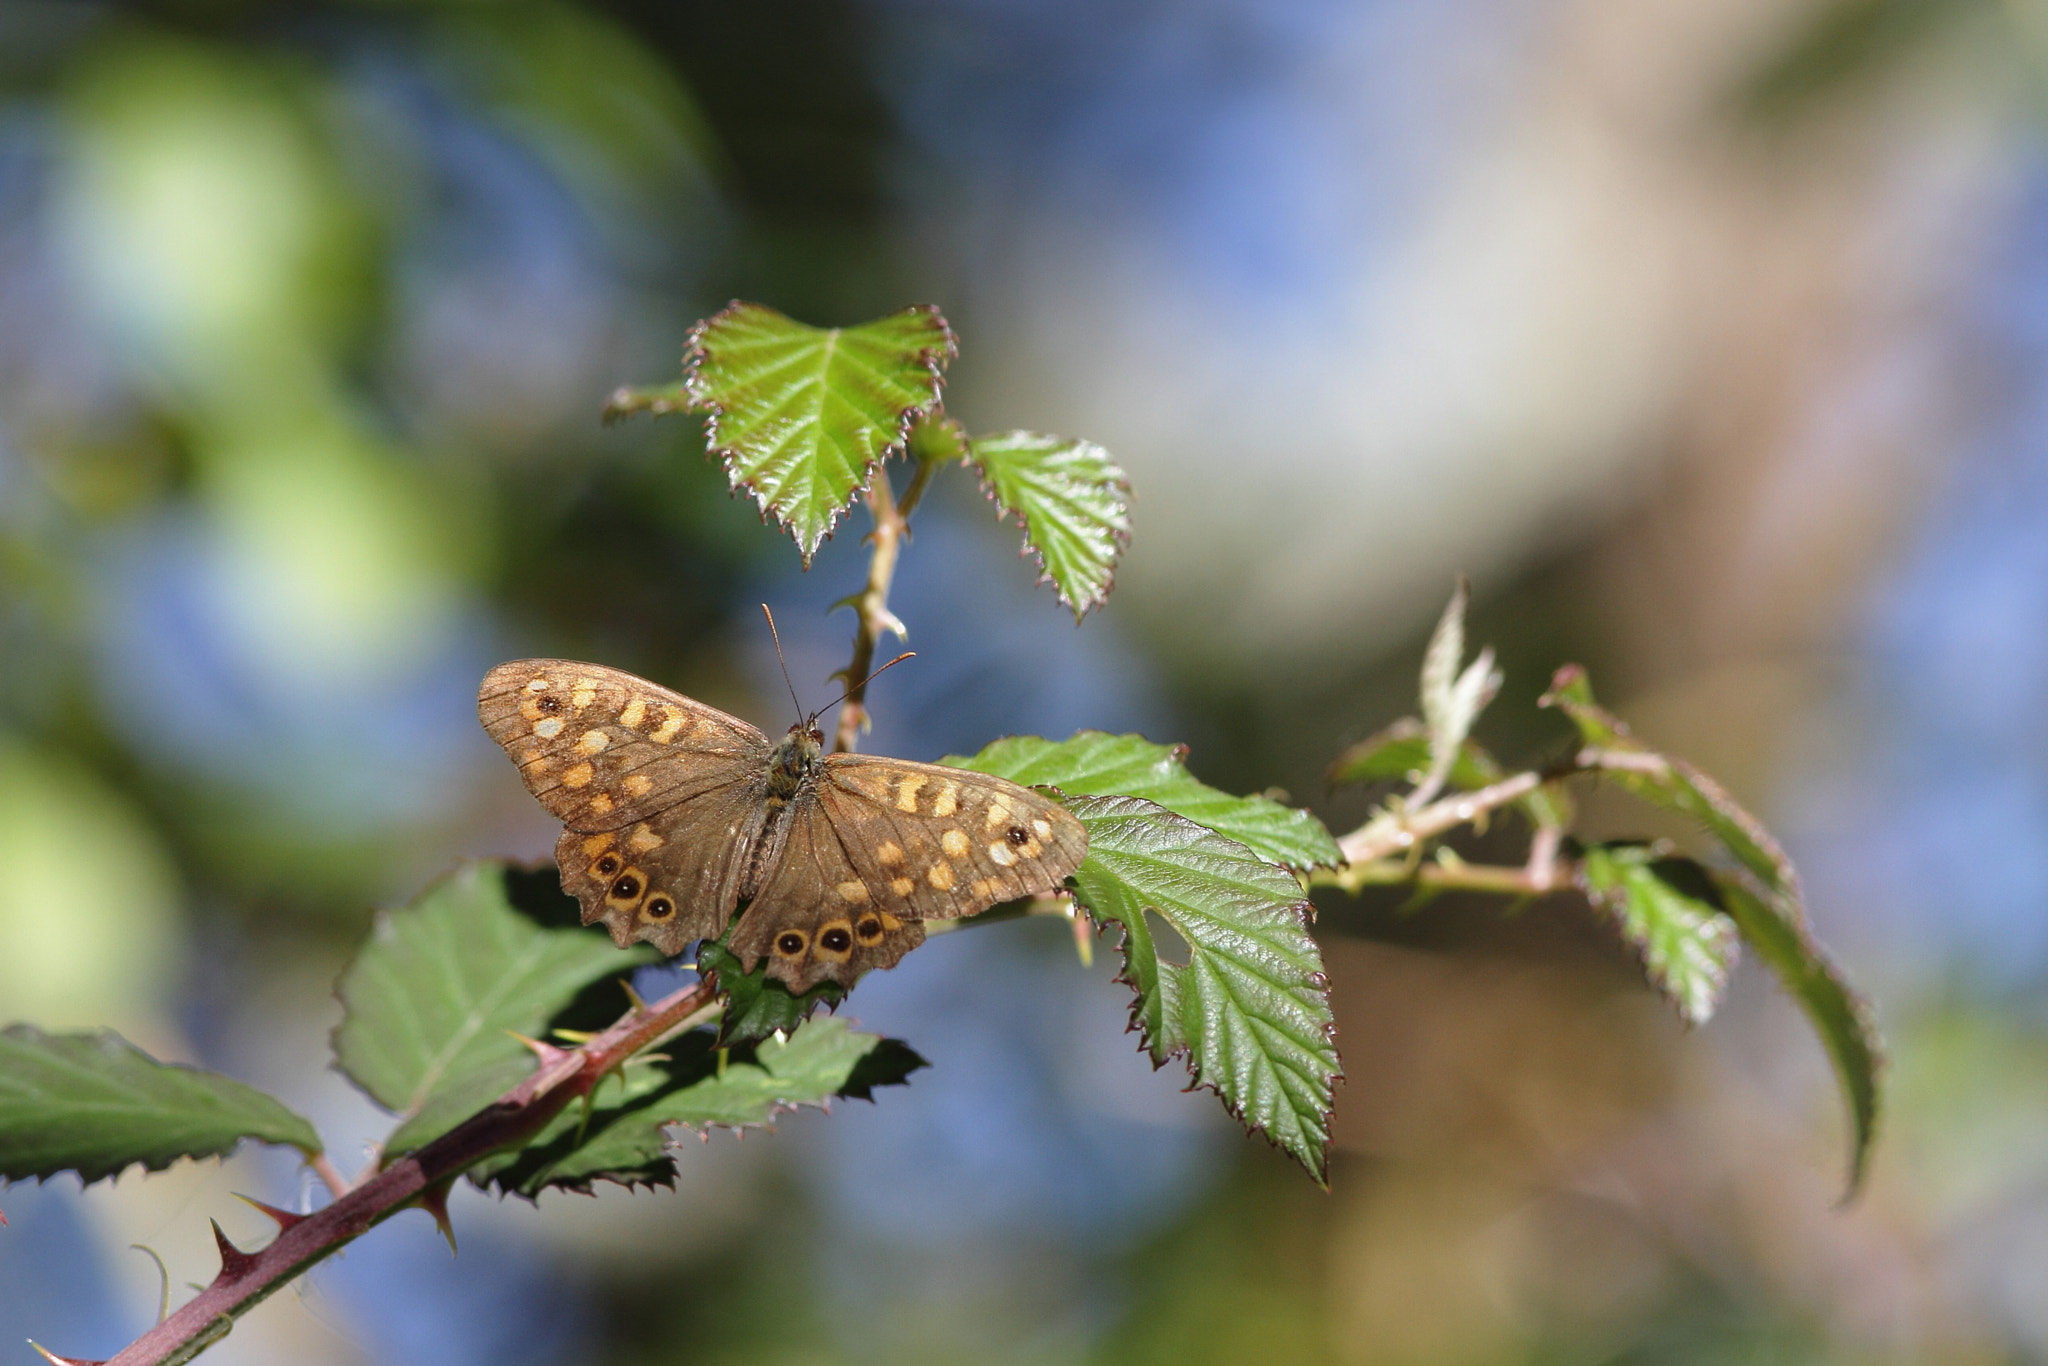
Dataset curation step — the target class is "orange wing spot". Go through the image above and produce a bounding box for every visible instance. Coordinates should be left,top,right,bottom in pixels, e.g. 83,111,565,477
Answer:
571,679,599,709
1032,819,1053,839
589,793,615,816
525,678,550,693
969,878,995,900
534,717,565,739
815,919,855,961
836,880,870,904
619,696,647,729
876,841,905,866
932,782,960,817
879,911,905,932
1017,837,1043,858
623,774,653,798
576,729,610,756
926,863,956,891
628,823,664,853
940,829,970,859
894,773,927,812
581,832,617,857
889,877,915,897
650,711,687,744
519,696,544,721
563,761,594,788
518,746,548,769
984,802,1011,831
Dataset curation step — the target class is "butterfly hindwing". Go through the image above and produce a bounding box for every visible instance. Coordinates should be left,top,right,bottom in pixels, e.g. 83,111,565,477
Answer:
817,756,1089,920
479,660,768,831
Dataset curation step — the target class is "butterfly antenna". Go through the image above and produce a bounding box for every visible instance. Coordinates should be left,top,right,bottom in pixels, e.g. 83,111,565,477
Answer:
822,650,915,715
760,604,806,721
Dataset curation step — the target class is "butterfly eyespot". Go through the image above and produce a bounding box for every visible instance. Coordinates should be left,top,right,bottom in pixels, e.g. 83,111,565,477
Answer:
855,916,884,942
537,696,564,715
594,854,622,878
1006,826,1031,846
644,896,674,919
775,931,807,957
610,873,641,900
821,927,853,953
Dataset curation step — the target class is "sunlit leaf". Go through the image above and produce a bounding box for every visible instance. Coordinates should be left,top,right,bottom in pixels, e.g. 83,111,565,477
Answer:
333,862,658,1158
471,1019,923,1197
951,731,1340,872
1543,665,1882,1192
0,1026,320,1185
697,938,845,1046
685,302,955,564
1063,795,1340,1183
966,431,1132,618
1579,844,1739,1026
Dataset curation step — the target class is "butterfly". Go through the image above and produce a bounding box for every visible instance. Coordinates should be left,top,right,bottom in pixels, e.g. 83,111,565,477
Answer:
478,660,1089,992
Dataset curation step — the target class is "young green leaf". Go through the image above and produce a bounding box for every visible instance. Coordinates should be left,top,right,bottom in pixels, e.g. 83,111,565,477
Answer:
1578,844,1740,1026
472,1019,924,1198
1415,579,1501,804
966,431,1133,618
949,731,1341,872
1062,794,1341,1183
697,937,846,1046
1325,717,1573,831
685,302,956,564
600,379,690,425
1542,665,1883,1192
0,1026,321,1185
334,862,660,1158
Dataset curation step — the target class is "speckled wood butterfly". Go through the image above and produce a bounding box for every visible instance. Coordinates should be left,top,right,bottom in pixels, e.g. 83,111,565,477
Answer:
479,660,1088,992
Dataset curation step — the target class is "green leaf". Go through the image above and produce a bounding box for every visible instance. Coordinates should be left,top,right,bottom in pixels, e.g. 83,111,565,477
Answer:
697,938,846,1046
472,1019,923,1198
1062,795,1340,1183
1416,579,1501,801
1578,845,1739,1026
0,1025,320,1185
949,731,1341,872
966,431,1132,618
601,379,690,425
685,302,955,564
1542,665,1883,1193
1325,718,1572,831
333,862,659,1158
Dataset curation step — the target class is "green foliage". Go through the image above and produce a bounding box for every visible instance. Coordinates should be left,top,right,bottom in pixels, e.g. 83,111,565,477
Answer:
1416,578,1501,800
680,302,955,563
952,731,1341,871
1578,843,1740,1026
1325,716,1573,830
472,1019,923,1198
1063,794,1342,1183
697,937,846,1046
333,862,659,1157
0,1025,320,1185
1543,665,1882,1190
966,431,1133,618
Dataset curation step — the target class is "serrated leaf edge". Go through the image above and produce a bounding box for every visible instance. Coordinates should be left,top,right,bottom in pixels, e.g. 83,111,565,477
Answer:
966,431,1133,618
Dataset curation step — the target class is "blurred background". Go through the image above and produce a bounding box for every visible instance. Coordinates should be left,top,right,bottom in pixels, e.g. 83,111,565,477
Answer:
1,0,2044,1361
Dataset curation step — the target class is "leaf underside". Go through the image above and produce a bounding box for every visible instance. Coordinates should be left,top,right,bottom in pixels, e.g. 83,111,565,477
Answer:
333,862,660,1158
949,731,1341,872
1061,794,1341,1183
1578,844,1740,1027
967,431,1132,618
471,1018,924,1198
0,1025,321,1186
1543,666,1882,1193
685,301,955,564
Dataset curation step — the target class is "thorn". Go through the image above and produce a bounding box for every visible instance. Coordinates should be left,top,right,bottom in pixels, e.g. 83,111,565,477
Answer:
507,1030,569,1064
232,1192,309,1233
27,1342,103,1366
415,1183,458,1257
547,1028,598,1045
209,1220,259,1283
0,1207,7,1224
716,1046,728,1078
1069,904,1094,969
618,976,649,1013
130,1243,171,1323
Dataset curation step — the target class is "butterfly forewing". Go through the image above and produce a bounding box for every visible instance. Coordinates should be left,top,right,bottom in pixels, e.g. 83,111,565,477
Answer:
479,660,768,831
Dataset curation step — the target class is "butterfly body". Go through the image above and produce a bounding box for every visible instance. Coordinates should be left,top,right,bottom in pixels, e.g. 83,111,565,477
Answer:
479,660,1087,991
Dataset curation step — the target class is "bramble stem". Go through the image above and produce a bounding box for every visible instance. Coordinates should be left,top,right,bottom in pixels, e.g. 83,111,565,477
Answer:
834,461,925,754
103,977,721,1366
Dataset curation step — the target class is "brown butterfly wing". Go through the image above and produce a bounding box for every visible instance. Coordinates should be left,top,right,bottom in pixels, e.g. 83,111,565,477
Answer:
728,792,928,992
480,660,773,954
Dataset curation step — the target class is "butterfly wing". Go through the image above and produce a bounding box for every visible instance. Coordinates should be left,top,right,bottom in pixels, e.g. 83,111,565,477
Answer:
480,660,773,955
728,790,929,992
816,755,1088,919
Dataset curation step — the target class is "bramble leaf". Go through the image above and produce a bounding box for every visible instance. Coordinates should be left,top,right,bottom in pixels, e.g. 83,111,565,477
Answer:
950,731,1340,872
966,431,1132,618
1578,844,1739,1026
685,302,955,564
1062,794,1340,1183
0,1025,320,1185
1542,665,1882,1193
471,1019,923,1198
1416,580,1501,802
697,938,846,1046
334,862,659,1158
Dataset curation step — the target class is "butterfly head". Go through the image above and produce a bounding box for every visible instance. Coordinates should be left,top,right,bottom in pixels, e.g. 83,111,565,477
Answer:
767,718,825,799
